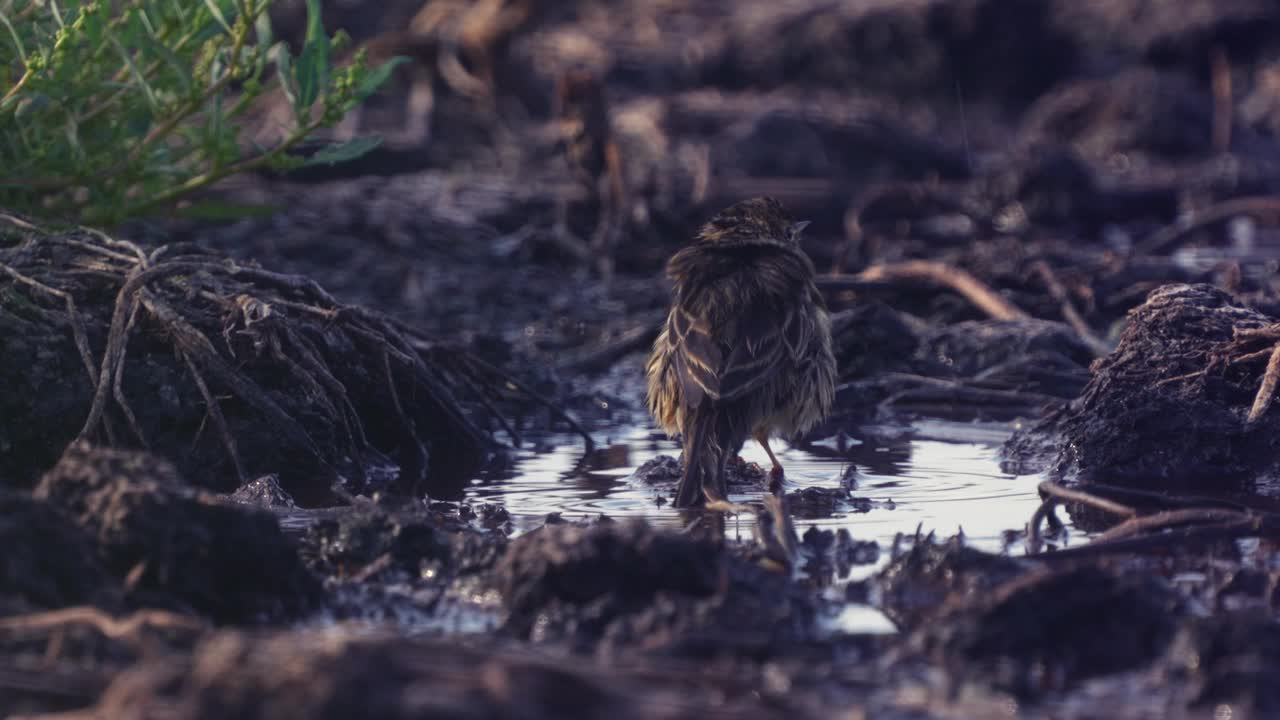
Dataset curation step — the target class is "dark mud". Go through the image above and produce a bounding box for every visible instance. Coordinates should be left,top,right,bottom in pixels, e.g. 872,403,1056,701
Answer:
7,0,1280,717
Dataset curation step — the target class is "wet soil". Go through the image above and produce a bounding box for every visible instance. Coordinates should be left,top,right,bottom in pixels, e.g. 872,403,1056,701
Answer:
7,0,1280,717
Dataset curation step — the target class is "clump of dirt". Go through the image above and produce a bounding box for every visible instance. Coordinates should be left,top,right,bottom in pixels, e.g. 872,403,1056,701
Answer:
914,565,1182,698
875,535,1030,630
301,504,468,580
34,442,320,623
496,519,819,657
1005,284,1280,484
1163,612,1280,714
919,318,1096,377
1019,68,1216,161
830,302,925,381
0,491,120,615
0,218,516,502
629,453,770,502
87,628,781,720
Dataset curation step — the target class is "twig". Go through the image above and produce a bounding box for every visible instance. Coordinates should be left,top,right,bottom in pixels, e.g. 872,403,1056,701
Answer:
182,350,245,484
1092,508,1252,544
819,261,1028,321
0,607,205,644
1037,519,1263,561
1246,343,1280,424
460,354,595,452
0,263,100,394
1029,260,1111,357
1137,196,1280,255
1027,481,1137,553
111,300,149,448
1038,480,1137,518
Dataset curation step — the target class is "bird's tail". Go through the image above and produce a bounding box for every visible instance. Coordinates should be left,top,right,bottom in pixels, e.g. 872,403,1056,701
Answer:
675,405,727,508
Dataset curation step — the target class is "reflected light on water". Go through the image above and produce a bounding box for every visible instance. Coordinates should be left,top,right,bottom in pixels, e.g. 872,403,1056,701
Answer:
468,419,1087,559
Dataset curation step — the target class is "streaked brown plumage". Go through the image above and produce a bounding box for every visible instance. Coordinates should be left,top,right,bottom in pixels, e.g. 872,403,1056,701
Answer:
646,197,836,508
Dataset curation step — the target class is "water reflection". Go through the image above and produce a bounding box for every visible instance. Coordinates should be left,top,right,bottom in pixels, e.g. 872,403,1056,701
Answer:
467,419,1083,561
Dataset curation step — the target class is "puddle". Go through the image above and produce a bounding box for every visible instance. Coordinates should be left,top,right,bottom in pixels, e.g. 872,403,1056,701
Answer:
467,419,1089,561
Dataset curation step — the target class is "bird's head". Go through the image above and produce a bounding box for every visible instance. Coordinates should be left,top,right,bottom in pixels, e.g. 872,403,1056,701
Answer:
695,196,809,249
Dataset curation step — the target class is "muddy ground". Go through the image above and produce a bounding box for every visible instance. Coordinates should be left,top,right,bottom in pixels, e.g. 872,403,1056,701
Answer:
6,0,1280,718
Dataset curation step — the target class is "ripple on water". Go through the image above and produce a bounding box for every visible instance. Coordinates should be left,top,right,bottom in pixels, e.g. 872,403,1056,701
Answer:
467,419,1087,559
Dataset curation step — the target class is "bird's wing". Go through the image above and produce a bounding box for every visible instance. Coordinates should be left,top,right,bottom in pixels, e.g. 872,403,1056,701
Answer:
716,296,812,401
668,304,722,408
668,292,813,406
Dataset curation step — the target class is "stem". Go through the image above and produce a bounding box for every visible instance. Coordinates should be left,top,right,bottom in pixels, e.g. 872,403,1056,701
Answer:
0,67,30,106
120,118,324,217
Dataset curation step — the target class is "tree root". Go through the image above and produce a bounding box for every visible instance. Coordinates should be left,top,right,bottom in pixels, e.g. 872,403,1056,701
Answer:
1143,321,1280,425
819,260,1029,322
1137,195,1280,255
0,215,537,495
1027,480,1280,559
1029,260,1111,357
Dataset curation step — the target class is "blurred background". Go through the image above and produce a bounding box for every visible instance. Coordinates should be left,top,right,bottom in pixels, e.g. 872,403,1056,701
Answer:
210,0,1280,358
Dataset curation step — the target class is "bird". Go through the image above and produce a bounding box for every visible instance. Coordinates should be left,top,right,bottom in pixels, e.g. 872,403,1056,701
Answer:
646,197,837,508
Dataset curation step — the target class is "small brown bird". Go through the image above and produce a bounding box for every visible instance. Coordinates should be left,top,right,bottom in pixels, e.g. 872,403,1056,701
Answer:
646,197,836,508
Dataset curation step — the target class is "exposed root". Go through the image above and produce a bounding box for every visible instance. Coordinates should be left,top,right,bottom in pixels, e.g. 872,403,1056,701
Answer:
1029,260,1111,357
819,260,1029,321
1028,481,1280,559
1137,195,1280,255
0,218,540,494
0,262,99,393
1027,480,1136,553
0,607,206,648
1247,343,1280,424
182,351,245,484
444,352,596,453
112,301,148,448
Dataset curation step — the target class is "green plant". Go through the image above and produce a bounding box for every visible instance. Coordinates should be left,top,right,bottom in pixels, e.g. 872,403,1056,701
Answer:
0,0,404,225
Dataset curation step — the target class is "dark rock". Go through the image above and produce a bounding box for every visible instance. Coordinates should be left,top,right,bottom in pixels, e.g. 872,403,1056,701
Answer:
34,442,320,623
229,475,296,509
1005,284,1280,485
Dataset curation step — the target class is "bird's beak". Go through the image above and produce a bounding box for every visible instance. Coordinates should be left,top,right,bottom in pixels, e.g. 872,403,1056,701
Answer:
790,220,811,235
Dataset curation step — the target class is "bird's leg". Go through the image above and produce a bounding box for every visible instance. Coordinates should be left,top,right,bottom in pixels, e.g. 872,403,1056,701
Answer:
754,431,785,480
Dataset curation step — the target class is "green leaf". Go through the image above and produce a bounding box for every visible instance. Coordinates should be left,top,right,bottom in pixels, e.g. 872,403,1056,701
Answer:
272,42,298,112
201,0,232,34
304,0,325,45
294,0,329,113
253,6,272,52
109,35,160,113
139,31,193,94
0,9,28,61
356,55,408,101
301,135,382,167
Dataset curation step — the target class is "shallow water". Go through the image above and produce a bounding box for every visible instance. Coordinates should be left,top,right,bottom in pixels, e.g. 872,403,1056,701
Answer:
467,419,1085,563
